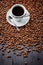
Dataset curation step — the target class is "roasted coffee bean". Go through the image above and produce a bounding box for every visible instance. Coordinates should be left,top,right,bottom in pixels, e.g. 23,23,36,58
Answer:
4,45,8,48
7,56,11,58
2,49,5,52
2,43,5,45
7,49,11,53
41,36,43,38
17,47,23,51
2,53,5,55
16,53,19,56
23,51,28,58
33,43,39,46
23,54,28,58
13,49,15,51
14,52,16,54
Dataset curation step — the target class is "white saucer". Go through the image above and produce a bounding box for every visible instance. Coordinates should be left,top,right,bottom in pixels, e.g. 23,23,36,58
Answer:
6,8,30,27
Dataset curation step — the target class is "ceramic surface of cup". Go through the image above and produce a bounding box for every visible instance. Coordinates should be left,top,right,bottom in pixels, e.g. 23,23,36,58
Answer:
12,5,24,16
11,4,26,17
6,4,30,27
11,4,26,22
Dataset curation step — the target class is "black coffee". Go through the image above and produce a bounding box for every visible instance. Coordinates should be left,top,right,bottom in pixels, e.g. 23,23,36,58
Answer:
12,6,24,16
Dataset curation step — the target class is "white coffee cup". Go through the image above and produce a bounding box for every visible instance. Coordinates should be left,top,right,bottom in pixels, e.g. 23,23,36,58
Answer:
11,4,28,22
6,4,30,27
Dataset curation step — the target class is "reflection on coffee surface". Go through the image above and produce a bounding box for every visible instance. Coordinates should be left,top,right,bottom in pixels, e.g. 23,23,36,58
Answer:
12,6,24,16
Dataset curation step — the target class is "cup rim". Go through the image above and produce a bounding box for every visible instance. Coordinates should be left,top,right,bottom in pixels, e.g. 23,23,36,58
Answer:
11,4,26,17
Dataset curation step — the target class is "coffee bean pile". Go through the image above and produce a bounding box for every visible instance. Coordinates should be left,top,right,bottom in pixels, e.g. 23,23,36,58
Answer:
0,0,43,58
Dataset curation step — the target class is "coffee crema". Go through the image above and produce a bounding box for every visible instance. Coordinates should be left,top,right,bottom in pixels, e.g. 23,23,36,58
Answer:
12,6,24,16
